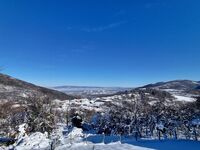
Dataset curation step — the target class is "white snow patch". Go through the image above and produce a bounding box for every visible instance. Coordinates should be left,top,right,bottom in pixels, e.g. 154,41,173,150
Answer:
11,104,21,108
67,128,84,140
15,132,51,150
148,101,157,105
173,95,195,102
20,93,28,98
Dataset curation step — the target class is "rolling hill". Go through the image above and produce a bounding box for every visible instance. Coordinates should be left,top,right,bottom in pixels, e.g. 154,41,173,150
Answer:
0,73,75,102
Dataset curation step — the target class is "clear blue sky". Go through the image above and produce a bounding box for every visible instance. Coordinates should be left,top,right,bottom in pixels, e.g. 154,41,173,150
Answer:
0,0,200,87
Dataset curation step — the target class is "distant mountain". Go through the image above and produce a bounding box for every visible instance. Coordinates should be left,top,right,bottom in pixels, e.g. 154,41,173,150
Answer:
0,73,75,102
141,80,200,91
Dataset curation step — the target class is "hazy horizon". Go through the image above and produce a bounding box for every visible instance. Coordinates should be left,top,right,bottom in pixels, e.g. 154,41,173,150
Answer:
1,72,199,88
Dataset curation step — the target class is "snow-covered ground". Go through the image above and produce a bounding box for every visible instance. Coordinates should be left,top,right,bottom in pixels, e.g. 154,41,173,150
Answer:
52,94,132,112
64,143,154,150
173,95,195,102
62,140,200,150
162,88,196,102
15,132,51,150
9,127,200,150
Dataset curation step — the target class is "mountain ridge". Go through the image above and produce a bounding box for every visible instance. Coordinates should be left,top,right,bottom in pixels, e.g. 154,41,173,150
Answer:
0,73,75,101
140,79,200,90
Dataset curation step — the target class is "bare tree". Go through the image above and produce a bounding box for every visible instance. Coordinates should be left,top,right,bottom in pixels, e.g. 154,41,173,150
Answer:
26,96,55,133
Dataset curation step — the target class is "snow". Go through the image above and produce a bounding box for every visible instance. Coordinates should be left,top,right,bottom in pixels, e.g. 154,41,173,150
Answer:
192,81,199,84
192,119,200,125
11,104,21,108
12,123,28,147
20,93,28,98
18,124,27,137
53,126,200,150
15,132,51,150
148,100,157,105
55,98,105,112
161,88,196,102
55,136,200,150
3,125,199,150
64,142,154,150
0,85,15,92
155,123,164,130
173,95,195,102
67,128,84,140
161,89,175,92
9,124,58,150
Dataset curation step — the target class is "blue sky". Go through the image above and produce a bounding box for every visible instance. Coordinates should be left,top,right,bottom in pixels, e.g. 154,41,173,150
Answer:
0,0,200,87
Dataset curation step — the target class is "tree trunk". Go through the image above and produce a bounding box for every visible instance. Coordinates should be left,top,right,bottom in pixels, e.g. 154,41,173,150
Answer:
158,131,161,140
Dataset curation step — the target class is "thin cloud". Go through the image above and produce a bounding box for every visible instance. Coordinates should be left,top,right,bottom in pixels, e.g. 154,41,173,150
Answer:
82,21,128,32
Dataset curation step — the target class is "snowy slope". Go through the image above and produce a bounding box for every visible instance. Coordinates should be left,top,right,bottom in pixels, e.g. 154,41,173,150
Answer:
56,127,200,150
62,141,200,150
12,127,200,150
15,132,51,150
173,95,195,102
64,143,154,150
